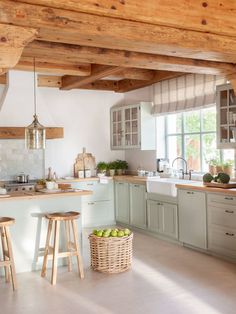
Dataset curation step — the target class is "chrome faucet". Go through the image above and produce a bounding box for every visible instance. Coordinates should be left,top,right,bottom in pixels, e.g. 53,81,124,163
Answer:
172,157,192,180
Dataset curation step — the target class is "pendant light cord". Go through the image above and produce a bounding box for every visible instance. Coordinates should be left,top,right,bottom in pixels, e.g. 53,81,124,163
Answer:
33,57,36,116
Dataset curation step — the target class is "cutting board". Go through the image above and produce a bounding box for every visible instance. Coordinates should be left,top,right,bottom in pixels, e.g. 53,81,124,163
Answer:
74,148,96,177
203,182,236,189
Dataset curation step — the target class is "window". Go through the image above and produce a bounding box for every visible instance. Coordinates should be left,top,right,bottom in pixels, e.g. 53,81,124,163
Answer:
163,107,234,172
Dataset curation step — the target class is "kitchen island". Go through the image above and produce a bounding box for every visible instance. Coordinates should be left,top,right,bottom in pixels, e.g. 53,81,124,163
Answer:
0,189,92,273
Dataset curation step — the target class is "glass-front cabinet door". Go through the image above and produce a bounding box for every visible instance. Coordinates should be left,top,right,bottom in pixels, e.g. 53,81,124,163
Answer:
111,108,123,149
111,105,140,149
124,105,140,148
217,83,236,148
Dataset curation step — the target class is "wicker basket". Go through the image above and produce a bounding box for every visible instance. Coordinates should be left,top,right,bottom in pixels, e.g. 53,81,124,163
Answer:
89,233,133,274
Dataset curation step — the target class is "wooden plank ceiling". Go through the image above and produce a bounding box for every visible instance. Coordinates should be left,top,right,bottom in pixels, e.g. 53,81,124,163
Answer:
0,0,236,93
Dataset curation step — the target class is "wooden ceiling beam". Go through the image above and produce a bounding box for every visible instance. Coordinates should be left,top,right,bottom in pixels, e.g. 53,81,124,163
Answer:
15,58,91,76
14,0,236,38
117,71,184,93
38,75,119,91
61,65,123,90
0,23,37,69
116,68,155,81
2,1,236,63
23,41,236,76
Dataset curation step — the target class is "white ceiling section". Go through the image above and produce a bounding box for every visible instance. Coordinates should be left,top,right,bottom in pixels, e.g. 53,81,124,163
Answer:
152,74,226,115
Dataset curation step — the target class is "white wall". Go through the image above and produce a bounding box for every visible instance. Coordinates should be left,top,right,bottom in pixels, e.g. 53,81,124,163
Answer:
124,85,157,172
0,71,125,178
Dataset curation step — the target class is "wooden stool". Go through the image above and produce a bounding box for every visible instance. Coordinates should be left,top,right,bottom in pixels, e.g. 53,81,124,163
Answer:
0,217,17,290
41,211,84,285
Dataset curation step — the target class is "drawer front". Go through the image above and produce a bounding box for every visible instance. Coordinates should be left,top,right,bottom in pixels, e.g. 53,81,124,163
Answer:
208,227,236,258
208,205,236,229
72,181,113,201
82,200,115,227
208,193,236,206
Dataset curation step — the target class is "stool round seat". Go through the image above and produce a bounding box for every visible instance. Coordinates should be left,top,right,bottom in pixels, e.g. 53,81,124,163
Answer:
46,211,80,221
0,217,15,226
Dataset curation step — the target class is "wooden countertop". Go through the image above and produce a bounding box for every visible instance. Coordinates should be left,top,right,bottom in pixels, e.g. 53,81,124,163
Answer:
113,175,147,185
176,182,236,195
0,189,92,201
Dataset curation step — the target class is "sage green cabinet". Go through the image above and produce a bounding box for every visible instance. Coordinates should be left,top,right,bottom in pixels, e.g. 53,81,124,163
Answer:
178,189,207,249
115,181,130,224
130,184,146,229
147,200,178,239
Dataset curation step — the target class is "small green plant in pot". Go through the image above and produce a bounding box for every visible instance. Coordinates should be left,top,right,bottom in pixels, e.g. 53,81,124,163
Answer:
115,160,128,175
96,162,107,176
107,161,116,176
207,158,218,175
223,160,234,177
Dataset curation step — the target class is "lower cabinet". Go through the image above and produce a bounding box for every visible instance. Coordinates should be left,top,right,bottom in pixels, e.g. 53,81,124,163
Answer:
208,193,236,258
115,181,130,224
178,189,207,249
130,184,146,229
70,180,115,228
147,200,178,239
115,181,146,229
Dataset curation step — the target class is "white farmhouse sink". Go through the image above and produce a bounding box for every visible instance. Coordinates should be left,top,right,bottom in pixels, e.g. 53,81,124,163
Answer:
146,177,196,197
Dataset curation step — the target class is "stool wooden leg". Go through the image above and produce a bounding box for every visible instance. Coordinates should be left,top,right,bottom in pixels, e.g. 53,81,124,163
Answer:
64,221,72,272
5,226,17,290
71,220,84,279
41,220,53,278
1,226,10,283
51,220,60,285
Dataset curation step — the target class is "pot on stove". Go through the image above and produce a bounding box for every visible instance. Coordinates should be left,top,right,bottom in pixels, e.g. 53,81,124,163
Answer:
16,173,29,183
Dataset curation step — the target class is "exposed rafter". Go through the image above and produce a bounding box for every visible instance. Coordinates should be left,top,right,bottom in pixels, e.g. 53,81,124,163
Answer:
23,41,236,76
1,0,236,63
61,65,124,90
14,0,236,38
0,23,37,69
16,58,91,76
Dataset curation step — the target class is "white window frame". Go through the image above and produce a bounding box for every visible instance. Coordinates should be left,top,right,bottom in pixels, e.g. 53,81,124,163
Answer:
164,107,217,173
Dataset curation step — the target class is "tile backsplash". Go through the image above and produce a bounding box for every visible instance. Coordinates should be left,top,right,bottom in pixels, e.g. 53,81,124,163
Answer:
0,140,45,181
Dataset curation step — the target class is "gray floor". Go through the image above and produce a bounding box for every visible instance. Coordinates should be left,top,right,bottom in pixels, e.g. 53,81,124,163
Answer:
1,230,236,314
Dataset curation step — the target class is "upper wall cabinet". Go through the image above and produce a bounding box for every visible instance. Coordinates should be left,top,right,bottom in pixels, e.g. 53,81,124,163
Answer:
216,83,236,149
110,102,156,150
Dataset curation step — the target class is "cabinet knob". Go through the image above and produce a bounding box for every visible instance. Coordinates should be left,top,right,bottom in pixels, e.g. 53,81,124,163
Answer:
134,184,139,187
225,210,234,214
88,202,95,205
225,232,235,236
224,197,233,201
187,191,194,194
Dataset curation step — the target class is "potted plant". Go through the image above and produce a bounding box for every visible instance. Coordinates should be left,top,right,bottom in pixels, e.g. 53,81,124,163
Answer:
223,160,234,176
208,159,218,175
115,160,128,175
96,162,108,176
107,161,116,176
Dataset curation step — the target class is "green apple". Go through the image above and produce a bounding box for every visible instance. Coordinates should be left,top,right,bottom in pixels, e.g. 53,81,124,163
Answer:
124,228,131,236
102,232,110,238
117,230,125,237
93,229,98,235
111,230,118,237
96,230,103,237
105,228,112,233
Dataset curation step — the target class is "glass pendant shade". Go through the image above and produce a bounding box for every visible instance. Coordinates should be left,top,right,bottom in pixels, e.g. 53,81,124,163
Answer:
25,114,46,149
25,57,46,149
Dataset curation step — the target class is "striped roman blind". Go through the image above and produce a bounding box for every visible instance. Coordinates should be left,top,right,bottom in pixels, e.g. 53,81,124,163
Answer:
152,74,226,115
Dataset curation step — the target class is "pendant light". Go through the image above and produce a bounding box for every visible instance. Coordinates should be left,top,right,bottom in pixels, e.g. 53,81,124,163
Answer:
25,58,46,149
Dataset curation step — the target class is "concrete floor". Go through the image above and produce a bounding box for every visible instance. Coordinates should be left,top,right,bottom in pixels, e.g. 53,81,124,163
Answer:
1,230,236,314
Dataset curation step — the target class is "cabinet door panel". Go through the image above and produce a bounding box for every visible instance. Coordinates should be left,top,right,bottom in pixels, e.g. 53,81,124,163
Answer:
115,182,130,224
147,200,159,232
130,184,146,229
82,200,115,227
178,190,207,249
161,203,178,239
